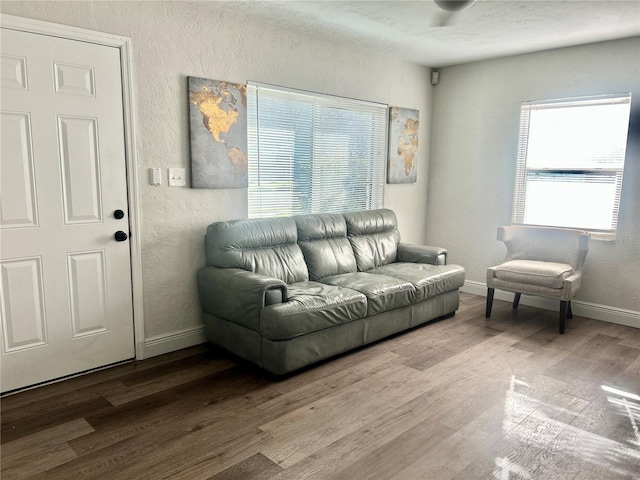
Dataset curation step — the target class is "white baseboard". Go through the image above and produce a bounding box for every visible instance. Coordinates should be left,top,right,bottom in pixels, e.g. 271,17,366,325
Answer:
462,280,640,329
143,325,206,359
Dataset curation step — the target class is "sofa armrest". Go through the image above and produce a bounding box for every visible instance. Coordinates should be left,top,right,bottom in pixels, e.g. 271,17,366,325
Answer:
397,242,448,265
197,266,287,330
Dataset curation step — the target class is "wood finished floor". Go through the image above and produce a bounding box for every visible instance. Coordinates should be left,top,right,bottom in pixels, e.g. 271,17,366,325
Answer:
2,293,639,480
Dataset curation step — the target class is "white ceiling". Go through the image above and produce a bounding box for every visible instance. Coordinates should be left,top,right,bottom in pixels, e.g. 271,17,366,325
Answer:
222,0,640,67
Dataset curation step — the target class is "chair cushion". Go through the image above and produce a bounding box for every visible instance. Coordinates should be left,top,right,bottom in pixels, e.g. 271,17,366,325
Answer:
369,263,466,302
260,282,367,340
493,260,574,289
320,272,415,316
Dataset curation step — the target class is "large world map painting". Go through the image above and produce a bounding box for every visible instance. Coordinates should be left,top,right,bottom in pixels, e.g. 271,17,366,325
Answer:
189,77,248,188
387,107,419,184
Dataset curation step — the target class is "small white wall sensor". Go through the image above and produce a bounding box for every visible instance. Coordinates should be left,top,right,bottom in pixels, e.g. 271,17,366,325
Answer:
149,168,162,185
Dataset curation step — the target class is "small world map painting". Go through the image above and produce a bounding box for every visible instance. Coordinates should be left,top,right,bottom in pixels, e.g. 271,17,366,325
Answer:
189,77,248,188
387,107,419,184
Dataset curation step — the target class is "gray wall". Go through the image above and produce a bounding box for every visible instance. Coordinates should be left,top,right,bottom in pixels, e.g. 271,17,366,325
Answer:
0,2,433,339
427,37,640,313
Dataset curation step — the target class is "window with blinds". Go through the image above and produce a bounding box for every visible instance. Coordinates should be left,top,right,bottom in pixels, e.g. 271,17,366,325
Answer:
512,94,632,239
247,83,387,218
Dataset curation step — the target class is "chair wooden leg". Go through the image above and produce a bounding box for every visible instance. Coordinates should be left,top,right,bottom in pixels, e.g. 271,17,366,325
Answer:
512,293,521,310
486,288,495,318
559,301,568,334
567,301,573,319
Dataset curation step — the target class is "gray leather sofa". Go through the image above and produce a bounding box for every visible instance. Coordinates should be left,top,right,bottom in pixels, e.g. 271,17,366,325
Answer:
197,209,465,375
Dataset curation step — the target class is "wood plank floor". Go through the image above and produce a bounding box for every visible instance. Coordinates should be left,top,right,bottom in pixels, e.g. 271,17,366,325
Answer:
2,293,639,479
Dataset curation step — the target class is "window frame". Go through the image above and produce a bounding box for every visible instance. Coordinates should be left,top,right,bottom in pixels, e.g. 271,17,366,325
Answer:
512,93,632,240
246,82,388,219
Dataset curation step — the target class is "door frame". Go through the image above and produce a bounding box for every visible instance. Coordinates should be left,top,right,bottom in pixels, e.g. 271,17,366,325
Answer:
1,14,146,359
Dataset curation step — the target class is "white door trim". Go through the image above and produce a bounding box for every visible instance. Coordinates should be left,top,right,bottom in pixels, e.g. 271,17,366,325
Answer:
1,14,147,359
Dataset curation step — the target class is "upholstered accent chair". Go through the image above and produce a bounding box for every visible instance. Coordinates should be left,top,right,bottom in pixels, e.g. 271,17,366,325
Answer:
486,226,590,334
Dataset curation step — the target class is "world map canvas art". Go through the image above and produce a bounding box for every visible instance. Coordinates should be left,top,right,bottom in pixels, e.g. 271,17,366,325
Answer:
189,77,248,188
387,107,419,184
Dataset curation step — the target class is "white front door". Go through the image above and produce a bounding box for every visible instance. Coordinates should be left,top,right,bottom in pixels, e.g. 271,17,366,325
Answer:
0,27,135,393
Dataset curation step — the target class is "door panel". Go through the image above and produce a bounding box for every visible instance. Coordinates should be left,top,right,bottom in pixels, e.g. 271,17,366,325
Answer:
0,27,135,393
53,62,95,97
0,257,47,352
0,54,28,89
67,250,108,337
58,115,102,224
0,111,38,228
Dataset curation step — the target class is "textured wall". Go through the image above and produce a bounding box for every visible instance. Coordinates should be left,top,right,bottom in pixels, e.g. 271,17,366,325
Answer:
428,38,640,312
1,2,432,338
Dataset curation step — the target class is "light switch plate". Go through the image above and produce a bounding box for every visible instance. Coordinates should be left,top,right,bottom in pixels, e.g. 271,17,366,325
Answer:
168,168,186,187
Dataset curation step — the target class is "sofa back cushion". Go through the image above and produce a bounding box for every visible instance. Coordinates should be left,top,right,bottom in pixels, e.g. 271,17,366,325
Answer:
295,213,357,281
343,209,401,271
205,217,309,284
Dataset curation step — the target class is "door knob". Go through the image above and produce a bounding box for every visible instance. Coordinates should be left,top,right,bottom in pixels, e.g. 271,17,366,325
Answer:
114,209,125,219
114,231,128,242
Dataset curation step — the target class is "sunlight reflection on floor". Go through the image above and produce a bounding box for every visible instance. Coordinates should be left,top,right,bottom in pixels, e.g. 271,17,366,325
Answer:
493,375,640,479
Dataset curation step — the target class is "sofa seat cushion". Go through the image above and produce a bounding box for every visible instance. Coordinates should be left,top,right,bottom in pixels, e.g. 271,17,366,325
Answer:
370,263,466,302
493,260,573,289
260,282,367,340
320,273,415,316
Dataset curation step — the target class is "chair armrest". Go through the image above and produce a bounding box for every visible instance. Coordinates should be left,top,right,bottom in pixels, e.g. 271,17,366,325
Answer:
397,242,448,265
486,267,498,286
561,273,583,300
197,266,287,329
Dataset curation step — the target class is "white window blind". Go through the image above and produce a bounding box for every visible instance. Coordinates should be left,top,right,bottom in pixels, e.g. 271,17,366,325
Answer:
512,94,632,239
247,83,387,218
